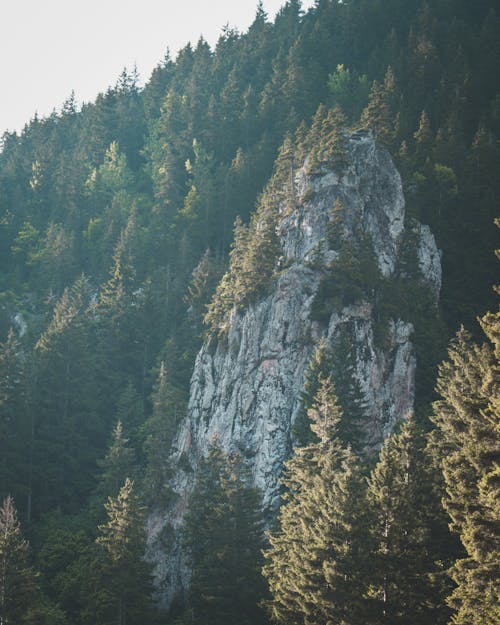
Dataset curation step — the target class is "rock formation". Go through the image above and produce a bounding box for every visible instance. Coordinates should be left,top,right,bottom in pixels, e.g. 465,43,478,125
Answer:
146,130,441,606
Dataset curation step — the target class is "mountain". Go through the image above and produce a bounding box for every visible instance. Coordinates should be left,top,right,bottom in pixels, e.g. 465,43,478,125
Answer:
147,128,441,606
0,1,498,623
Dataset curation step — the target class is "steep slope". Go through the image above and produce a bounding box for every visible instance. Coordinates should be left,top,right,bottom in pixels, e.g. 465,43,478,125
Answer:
146,131,441,606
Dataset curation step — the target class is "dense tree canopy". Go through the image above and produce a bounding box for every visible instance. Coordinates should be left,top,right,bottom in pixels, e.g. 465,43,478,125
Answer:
0,0,498,622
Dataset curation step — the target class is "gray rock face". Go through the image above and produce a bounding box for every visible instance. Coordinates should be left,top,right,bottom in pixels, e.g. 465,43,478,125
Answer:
146,132,441,607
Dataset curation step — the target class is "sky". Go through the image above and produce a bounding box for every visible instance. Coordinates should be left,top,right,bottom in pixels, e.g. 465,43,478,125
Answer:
0,0,315,136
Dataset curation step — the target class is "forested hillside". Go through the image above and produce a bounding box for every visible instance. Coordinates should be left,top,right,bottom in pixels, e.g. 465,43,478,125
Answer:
0,1,498,623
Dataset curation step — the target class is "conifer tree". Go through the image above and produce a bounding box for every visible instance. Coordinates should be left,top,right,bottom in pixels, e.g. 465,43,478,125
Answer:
143,361,186,504
204,192,280,335
270,132,297,210
305,104,328,172
318,106,348,168
93,421,137,508
413,109,433,168
430,312,500,625
263,377,369,625
367,418,449,624
294,338,334,444
33,275,100,515
204,216,250,333
114,382,145,457
184,248,221,338
93,478,154,625
0,331,27,511
360,69,397,149
0,495,38,624
181,140,220,251
184,442,267,625
331,327,368,451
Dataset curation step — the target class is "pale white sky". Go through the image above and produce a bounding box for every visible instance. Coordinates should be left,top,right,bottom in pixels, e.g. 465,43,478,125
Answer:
0,0,315,135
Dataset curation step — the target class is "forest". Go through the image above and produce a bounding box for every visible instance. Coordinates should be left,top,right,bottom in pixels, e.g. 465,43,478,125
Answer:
0,0,498,623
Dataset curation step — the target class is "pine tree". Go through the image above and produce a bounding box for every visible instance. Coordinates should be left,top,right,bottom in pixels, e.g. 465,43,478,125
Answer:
318,106,348,168
0,331,27,513
184,248,222,339
204,216,250,333
263,377,369,625
114,382,145,457
367,418,449,624
413,109,433,167
93,421,137,509
184,442,267,625
269,132,297,211
143,361,186,504
331,327,368,451
94,478,154,625
305,104,328,172
294,338,334,444
181,140,221,251
0,496,38,624
360,69,397,149
33,275,101,516
204,190,281,335
430,313,500,625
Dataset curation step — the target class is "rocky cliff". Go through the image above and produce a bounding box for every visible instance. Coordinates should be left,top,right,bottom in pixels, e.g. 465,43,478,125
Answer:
146,130,441,606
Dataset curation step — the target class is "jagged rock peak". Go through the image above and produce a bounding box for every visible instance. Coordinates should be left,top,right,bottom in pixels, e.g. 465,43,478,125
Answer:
146,130,441,607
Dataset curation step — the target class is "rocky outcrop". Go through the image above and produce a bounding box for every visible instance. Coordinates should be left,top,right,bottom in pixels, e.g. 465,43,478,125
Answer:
146,131,441,606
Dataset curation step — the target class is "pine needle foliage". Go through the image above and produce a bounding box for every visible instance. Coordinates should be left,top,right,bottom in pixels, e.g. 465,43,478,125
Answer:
184,442,267,625
367,418,449,625
430,311,500,625
263,377,369,625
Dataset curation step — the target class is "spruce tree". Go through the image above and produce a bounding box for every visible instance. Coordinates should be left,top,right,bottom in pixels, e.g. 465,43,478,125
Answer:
294,338,334,444
32,275,100,516
263,377,369,625
0,496,39,624
367,418,449,624
331,327,368,452
93,421,137,512
184,442,267,625
360,69,397,149
143,361,186,504
0,331,27,513
430,312,500,625
93,478,155,625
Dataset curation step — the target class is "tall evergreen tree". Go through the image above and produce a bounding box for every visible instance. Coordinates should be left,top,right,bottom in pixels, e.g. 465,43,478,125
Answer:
0,495,37,624
32,275,100,516
184,442,267,625
360,68,398,149
143,361,186,504
294,338,334,444
0,331,27,513
92,478,155,625
93,421,137,511
430,312,500,625
263,377,369,625
0,496,64,625
367,418,449,624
